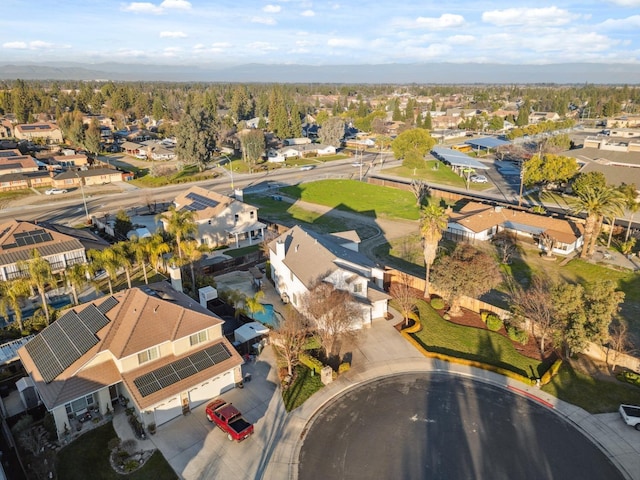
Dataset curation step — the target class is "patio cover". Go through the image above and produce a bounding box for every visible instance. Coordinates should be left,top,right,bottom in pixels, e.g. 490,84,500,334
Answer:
464,137,511,149
431,147,490,170
234,322,269,344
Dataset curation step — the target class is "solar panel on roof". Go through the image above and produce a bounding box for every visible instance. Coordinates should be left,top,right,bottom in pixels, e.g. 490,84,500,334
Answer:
184,192,219,211
12,229,53,247
24,335,65,383
79,304,110,332
133,341,234,397
57,311,98,353
97,296,118,314
43,323,81,367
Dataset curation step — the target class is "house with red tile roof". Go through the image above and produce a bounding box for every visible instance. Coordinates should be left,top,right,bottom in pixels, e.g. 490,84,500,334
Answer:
18,283,243,439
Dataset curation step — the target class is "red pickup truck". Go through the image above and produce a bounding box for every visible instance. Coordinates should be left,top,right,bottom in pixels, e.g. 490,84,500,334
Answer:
205,398,254,442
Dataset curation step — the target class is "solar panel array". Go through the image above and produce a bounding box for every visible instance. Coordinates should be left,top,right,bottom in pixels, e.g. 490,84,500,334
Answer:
183,192,219,211
134,343,232,398
2,229,53,250
24,297,118,383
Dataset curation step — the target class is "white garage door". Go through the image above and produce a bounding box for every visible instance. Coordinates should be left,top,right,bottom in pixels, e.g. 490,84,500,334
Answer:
188,371,235,408
154,395,182,426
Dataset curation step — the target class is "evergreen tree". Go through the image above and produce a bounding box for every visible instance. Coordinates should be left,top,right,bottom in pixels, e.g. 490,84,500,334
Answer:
289,103,302,138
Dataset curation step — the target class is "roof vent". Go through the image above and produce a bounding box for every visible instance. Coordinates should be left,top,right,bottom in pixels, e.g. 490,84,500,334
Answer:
295,244,299,252
494,206,502,212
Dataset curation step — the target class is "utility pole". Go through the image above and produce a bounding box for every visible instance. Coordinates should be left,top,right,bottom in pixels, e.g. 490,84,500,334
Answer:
76,173,90,223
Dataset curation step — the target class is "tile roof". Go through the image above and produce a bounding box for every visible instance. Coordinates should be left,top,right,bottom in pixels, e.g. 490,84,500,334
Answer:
18,284,236,410
450,202,584,244
173,185,235,222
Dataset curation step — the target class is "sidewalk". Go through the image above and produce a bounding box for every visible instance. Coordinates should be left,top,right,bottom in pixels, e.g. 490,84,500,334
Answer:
260,318,640,480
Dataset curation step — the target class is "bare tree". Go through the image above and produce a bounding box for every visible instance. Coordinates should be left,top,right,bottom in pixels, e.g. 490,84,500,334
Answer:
606,321,634,372
539,232,557,257
271,307,308,378
509,276,561,355
410,179,430,207
389,272,419,327
492,231,518,264
302,282,361,358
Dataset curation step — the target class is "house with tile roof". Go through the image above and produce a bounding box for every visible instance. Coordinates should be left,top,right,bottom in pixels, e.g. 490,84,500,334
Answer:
171,186,266,248
14,123,63,144
268,225,389,329
17,283,243,438
0,220,87,281
447,202,584,256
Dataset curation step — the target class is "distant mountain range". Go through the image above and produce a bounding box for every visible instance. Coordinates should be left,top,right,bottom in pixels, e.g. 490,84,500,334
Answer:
0,61,639,84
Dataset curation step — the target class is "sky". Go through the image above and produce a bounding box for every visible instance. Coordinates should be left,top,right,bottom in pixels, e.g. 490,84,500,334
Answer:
1,0,639,66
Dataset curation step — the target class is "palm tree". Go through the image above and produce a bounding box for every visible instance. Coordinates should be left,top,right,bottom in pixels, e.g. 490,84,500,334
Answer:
129,236,150,285
65,263,89,305
146,233,171,273
0,279,31,331
19,250,53,326
245,290,266,320
419,203,448,299
158,205,197,260
618,183,640,242
111,242,134,289
88,248,121,295
571,185,626,258
180,239,205,296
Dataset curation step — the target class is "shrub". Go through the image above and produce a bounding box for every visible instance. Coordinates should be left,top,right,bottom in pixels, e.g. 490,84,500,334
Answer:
430,297,445,310
480,311,489,323
540,359,563,385
617,370,640,388
486,314,503,332
108,437,121,451
338,362,351,375
299,353,324,373
125,459,140,472
121,439,137,455
507,326,529,345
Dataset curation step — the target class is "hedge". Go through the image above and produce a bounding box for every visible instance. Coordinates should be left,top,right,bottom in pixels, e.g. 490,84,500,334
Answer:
617,370,640,388
430,297,445,310
486,314,503,332
299,353,324,374
507,326,529,345
540,359,563,385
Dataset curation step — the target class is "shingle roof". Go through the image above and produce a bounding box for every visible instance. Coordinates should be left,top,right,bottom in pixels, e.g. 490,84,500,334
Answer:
173,185,235,222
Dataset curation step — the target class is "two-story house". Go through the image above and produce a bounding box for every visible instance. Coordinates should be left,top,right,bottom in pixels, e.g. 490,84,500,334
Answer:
0,220,88,281
268,225,389,329
172,186,266,248
17,283,243,438
14,123,63,144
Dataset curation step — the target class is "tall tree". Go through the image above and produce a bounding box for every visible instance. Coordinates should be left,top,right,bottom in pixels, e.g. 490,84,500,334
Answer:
111,242,134,290
391,128,436,161
180,239,204,296
245,290,266,320
419,203,448,299
19,250,53,326
271,307,308,378
146,233,171,273
318,116,345,147
431,244,502,316
618,183,639,241
389,272,420,327
0,279,31,331
159,205,197,260
65,263,89,305
175,108,218,172
239,129,265,173
83,119,102,156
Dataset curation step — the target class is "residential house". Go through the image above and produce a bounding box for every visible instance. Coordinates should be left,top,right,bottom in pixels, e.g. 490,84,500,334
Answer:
528,112,561,124
51,154,90,169
120,141,144,157
277,143,336,159
52,168,130,190
0,155,39,174
266,149,286,163
283,138,312,146
447,202,584,256
140,140,176,161
14,123,63,144
0,220,87,281
171,186,266,248
17,283,244,438
0,119,13,138
268,225,389,329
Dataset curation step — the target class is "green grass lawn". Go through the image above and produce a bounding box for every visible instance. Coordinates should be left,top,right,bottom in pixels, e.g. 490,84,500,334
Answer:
382,160,492,191
541,363,640,413
282,364,324,412
57,423,177,480
279,179,421,220
410,300,548,378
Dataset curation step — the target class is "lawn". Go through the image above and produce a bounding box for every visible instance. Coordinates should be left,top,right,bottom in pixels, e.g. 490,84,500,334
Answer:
57,423,177,480
382,160,492,191
282,364,324,412
279,179,421,220
410,300,548,378
541,363,640,413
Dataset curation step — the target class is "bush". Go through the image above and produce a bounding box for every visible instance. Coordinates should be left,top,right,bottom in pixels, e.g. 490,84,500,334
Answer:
617,370,640,388
299,353,324,374
507,326,529,345
486,314,503,332
430,297,445,310
480,311,489,323
540,359,563,385
338,362,351,375
108,437,121,451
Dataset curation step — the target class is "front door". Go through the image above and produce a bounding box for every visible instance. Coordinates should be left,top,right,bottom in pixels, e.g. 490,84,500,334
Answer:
181,392,190,415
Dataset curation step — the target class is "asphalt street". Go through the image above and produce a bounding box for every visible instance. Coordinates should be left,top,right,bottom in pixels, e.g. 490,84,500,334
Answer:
298,374,624,480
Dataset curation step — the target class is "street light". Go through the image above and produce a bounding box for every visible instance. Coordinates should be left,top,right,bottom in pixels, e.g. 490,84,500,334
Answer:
76,172,90,223
219,154,234,190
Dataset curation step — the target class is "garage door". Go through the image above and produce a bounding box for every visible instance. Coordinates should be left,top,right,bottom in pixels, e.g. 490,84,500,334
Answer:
154,395,182,426
188,371,235,408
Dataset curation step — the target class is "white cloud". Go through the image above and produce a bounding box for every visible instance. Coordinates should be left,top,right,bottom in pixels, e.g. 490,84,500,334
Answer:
327,37,363,48
160,0,191,10
447,35,475,45
415,13,464,29
115,48,147,57
122,2,164,14
251,16,276,25
301,10,315,17
263,5,281,13
29,41,54,49
246,41,278,52
607,0,640,6
160,31,187,38
599,15,640,29
212,42,232,48
482,7,578,27
2,41,27,49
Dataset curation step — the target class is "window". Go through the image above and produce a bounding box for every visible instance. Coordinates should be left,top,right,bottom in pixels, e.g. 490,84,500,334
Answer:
234,214,239,222
189,330,208,346
290,271,294,282
138,347,159,365
353,283,363,293
250,211,255,219
292,293,297,306
65,394,94,415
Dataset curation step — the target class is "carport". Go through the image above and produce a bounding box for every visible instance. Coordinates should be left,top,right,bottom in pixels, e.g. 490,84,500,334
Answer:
464,136,511,156
431,147,490,187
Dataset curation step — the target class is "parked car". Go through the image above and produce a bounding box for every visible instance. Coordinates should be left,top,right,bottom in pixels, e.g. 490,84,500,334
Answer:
205,398,254,442
619,404,640,430
45,188,68,195
470,174,488,184
300,165,315,171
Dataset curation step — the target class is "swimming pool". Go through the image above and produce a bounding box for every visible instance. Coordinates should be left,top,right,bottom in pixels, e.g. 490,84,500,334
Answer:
251,304,280,327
